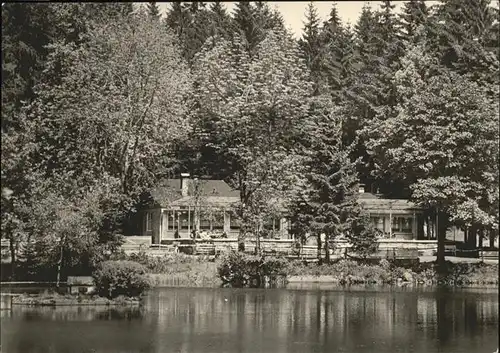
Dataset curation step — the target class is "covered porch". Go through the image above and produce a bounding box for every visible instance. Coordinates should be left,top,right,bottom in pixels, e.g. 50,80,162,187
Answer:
143,206,291,244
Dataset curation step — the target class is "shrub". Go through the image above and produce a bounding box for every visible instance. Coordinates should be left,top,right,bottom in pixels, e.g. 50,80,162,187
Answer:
217,251,290,287
92,260,150,298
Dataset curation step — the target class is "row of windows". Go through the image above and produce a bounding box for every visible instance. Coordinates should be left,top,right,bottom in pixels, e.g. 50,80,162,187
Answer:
146,210,283,232
371,216,413,233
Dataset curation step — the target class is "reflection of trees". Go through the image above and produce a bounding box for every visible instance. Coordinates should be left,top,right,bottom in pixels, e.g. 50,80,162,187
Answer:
436,289,453,346
6,288,497,353
464,298,479,335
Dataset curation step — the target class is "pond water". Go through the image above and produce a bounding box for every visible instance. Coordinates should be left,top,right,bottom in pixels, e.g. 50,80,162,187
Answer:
0,285,498,353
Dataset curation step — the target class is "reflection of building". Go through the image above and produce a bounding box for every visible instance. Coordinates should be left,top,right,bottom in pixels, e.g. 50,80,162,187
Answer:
137,173,290,244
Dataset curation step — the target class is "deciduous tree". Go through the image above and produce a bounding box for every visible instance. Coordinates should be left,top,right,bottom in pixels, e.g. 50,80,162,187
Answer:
192,30,311,252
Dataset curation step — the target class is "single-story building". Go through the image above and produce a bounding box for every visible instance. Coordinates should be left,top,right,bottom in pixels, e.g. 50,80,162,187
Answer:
139,174,291,244
136,175,442,245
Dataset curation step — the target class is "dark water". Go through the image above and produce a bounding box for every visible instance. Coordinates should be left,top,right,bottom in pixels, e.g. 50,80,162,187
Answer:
1,286,498,353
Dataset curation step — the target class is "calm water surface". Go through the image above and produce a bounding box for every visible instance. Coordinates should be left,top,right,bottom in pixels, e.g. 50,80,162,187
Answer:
0,286,498,353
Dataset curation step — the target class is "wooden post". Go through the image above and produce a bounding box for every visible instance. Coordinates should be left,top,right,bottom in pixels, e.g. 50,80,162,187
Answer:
165,210,170,235
435,212,439,241
389,210,393,238
176,211,180,236
159,210,163,244
188,206,191,236
412,211,417,240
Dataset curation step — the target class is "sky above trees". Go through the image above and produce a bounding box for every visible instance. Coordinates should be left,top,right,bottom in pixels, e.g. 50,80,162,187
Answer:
155,1,439,37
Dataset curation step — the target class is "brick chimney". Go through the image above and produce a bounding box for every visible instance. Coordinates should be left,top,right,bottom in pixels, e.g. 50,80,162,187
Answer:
180,173,190,197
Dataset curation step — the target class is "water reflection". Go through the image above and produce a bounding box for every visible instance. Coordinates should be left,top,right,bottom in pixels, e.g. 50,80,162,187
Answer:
1,286,498,353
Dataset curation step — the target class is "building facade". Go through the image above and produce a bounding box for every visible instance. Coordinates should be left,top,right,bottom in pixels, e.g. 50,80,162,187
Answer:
140,174,290,244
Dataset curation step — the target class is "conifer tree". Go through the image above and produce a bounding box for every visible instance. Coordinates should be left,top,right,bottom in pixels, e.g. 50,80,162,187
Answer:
165,2,213,63
347,1,405,190
399,0,429,39
232,1,284,54
320,5,358,104
291,98,360,263
426,0,499,85
146,2,160,20
207,2,232,39
298,2,324,94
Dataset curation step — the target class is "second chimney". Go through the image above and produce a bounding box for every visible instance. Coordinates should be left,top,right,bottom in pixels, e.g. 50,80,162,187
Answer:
180,173,190,197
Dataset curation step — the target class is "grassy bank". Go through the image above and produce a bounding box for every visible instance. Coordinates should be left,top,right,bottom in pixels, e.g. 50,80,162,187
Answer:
122,252,498,288
125,252,222,287
289,259,499,286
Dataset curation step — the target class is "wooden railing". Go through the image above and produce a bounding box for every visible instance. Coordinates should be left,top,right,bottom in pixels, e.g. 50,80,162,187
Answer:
128,238,438,260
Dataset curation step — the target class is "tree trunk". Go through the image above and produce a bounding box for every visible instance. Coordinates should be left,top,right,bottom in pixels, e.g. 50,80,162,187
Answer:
478,228,483,249
56,238,64,288
238,226,245,252
436,210,447,266
324,234,330,264
467,224,477,249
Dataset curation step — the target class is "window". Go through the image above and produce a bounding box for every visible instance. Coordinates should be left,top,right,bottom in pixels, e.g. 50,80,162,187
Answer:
391,216,413,233
371,216,385,231
179,210,189,230
230,212,240,230
145,212,153,232
168,211,175,231
401,217,413,232
263,218,281,231
391,216,399,233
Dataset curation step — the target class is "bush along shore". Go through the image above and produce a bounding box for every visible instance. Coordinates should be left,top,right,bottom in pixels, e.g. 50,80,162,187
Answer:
10,260,151,306
288,259,499,286
120,251,498,288
10,253,495,301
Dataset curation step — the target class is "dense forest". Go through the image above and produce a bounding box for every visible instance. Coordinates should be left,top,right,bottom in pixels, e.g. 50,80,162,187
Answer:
1,1,499,279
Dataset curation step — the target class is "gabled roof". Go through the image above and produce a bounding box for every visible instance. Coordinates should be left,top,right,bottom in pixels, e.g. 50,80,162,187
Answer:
149,178,239,207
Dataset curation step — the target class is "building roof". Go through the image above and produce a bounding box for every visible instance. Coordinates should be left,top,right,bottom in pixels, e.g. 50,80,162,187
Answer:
359,192,421,212
149,178,239,207
149,181,420,212
171,196,240,207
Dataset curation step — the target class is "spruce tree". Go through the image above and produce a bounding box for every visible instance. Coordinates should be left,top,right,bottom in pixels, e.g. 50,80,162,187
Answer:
232,1,284,54
207,2,232,39
292,98,360,263
165,2,212,63
298,2,323,94
426,0,499,85
399,0,429,39
320,4,359,104
146,2,160,20
347,1,406,192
